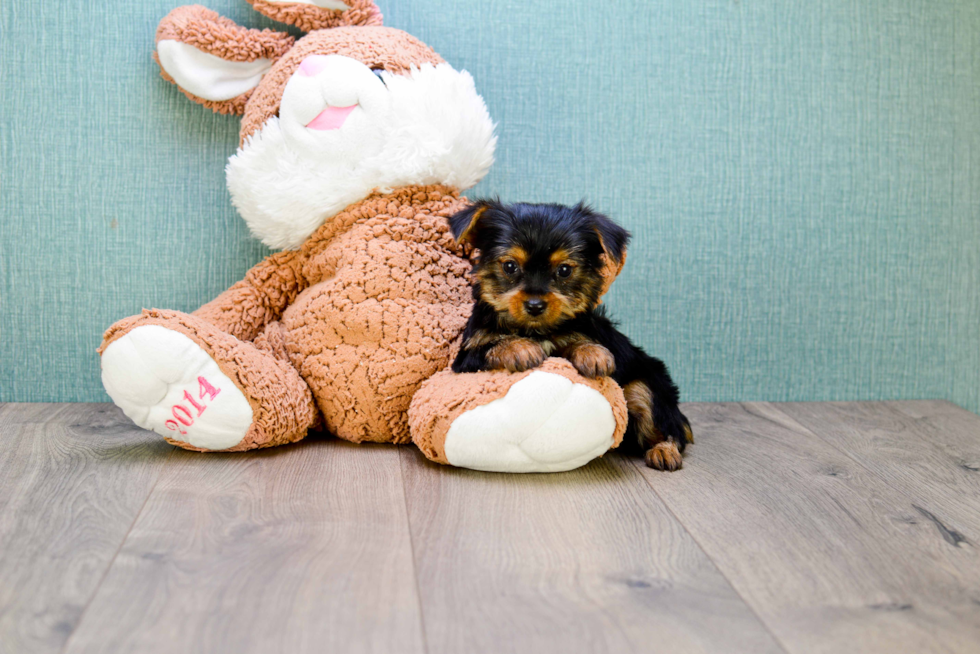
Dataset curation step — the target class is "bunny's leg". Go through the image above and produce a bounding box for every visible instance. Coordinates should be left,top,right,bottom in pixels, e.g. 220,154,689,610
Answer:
408,359,628,473
100,310,317,452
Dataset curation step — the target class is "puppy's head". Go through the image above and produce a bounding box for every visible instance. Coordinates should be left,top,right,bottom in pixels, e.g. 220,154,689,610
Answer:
450,200,630,331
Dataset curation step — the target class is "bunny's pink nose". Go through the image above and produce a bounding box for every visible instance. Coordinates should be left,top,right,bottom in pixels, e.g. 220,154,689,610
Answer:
298,55,331,77
306,104,358,130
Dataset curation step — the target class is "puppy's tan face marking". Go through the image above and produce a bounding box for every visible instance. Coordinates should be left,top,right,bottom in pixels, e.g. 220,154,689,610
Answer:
476,280,574,331
549,249,574,268
503,246,528,267
504,290,572,330
477,284,521,317
507,289,531,322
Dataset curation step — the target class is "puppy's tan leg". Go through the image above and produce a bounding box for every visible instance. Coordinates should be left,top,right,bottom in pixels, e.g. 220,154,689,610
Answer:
624,380,683,471
485,337,546,373
624,380,659,439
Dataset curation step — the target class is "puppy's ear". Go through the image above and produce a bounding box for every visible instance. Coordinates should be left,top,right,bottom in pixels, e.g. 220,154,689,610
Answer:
583,204,630,264
576,203,631,299
449,200,496,247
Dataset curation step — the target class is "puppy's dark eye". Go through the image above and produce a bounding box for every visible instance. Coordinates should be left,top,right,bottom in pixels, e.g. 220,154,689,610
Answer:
502,261,519,275
371,68,387,86
556,264,573,278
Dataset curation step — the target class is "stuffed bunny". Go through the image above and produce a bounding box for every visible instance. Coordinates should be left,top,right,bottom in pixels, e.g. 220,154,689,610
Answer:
99,0,628,472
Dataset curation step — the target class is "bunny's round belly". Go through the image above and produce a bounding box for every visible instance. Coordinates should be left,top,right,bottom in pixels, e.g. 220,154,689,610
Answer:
280,263,470,444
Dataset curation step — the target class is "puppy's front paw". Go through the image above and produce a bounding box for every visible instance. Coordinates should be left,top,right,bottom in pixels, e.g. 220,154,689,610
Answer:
486,338,546,373
645,441,683,471
567,343,616,378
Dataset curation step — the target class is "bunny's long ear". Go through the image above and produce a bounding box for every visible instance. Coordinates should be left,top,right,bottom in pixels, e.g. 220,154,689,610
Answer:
155,6,295,115
246,0,383,31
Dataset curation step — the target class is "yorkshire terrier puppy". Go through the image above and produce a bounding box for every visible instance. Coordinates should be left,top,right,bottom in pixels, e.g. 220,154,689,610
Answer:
449,200,693,471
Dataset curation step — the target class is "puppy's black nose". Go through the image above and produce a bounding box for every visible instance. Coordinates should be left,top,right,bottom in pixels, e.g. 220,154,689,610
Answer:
524,298,547,316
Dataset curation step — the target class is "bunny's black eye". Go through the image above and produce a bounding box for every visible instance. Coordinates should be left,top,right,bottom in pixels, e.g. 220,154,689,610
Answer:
371,68,387,86
556,264,573,278
502,261,519,276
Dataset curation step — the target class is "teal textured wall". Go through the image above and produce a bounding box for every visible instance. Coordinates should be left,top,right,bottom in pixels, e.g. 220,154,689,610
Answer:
2,1,979,410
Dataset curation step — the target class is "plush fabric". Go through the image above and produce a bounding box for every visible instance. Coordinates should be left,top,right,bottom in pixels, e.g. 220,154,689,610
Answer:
247,0,383,32
100,182,622,466
95,4,627,472
409,359,628,472
100,324,258,450
228,62,495,249
238,26,444,144
103,185,474,449
157,41,274,102
156,6,295,62
101,309,319,451
154,5,296,114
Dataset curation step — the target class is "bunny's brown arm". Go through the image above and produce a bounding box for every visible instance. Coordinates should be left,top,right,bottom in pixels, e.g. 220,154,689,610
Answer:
193,250,309,342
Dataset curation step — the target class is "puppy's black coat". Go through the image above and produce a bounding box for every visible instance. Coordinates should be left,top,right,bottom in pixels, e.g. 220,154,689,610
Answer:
448,200,692,470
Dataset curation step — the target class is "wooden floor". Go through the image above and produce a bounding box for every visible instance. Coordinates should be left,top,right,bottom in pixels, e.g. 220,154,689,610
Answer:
1,402,979,654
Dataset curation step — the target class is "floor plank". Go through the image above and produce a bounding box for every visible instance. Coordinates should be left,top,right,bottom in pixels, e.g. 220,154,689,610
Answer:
0,404,172,654
61,438,426,654
6,401,979,653
779,401,980,541
633,402,980,654
400,448,785,654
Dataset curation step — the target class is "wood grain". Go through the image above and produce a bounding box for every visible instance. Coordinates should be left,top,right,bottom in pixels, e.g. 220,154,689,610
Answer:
5,401,980,653
779,401,980,541
0,404,172,654
633,402,980,654
399,448,785,654
61,438,425,654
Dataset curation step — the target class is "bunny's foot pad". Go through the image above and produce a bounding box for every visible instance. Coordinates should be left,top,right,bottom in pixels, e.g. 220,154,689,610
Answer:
101,325,253,451
410,358,628,473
